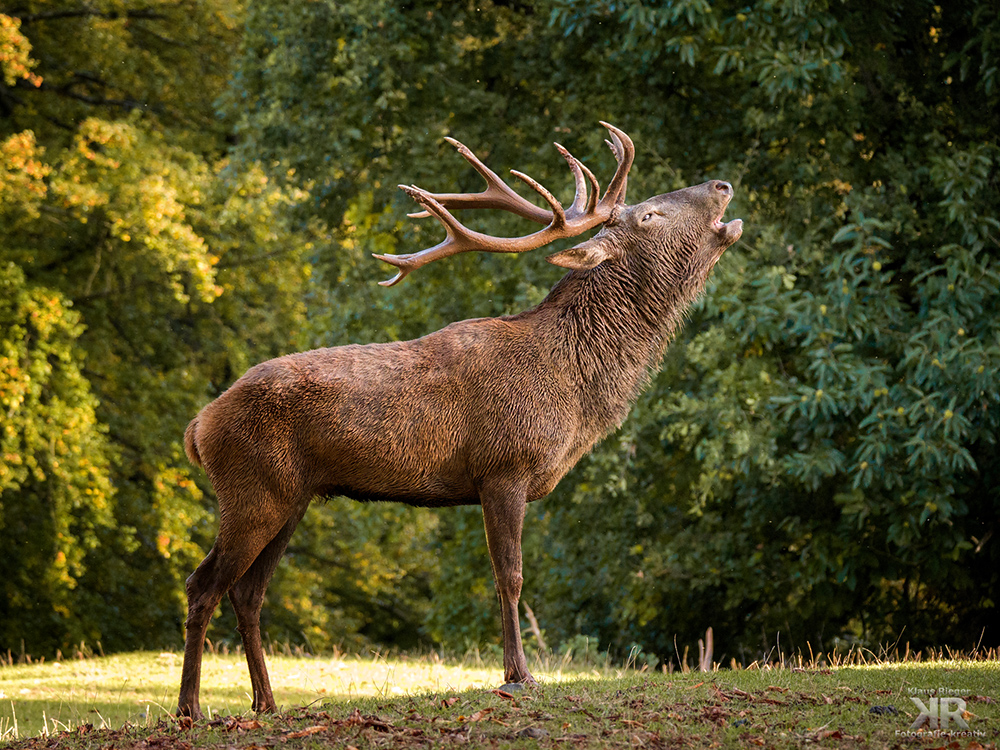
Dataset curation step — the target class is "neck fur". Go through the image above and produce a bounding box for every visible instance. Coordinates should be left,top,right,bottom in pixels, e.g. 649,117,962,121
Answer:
530,250,710,437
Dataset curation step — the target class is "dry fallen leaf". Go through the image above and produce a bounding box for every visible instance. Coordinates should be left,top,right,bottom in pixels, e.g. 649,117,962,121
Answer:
285,725,326,739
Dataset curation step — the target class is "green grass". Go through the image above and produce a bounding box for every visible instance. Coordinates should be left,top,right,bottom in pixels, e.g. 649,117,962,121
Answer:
1,652,997,748
0,648,609,740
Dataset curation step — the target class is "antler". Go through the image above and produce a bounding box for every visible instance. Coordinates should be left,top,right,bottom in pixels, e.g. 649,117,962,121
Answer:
373,121,635,286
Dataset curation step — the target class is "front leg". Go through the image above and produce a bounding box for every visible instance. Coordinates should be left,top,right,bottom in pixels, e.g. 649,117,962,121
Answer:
480,482,535,686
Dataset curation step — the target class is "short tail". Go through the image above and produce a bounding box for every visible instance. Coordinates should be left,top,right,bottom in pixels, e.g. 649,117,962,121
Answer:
184,415,202,467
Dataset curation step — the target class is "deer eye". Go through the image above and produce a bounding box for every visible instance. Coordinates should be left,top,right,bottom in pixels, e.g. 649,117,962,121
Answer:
641,212,654,223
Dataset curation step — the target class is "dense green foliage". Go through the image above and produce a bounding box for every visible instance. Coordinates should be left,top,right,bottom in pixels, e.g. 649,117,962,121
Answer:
228,0,1000,660
2,0,998,664
0,1,430,655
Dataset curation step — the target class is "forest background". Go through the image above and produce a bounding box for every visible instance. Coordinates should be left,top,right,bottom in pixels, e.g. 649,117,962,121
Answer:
1,0,998,668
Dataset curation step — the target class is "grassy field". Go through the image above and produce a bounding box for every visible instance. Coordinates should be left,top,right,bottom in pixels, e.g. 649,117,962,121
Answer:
0,648,524,737
0,650,997,748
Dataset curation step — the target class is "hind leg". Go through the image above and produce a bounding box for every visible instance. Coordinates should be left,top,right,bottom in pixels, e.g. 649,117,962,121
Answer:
177,499,292,720
228,503,309,714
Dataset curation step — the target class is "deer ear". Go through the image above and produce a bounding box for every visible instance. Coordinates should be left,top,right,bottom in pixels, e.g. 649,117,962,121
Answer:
546,235,614,271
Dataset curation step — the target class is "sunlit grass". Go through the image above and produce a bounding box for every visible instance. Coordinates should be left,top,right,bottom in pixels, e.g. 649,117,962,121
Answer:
0,648,610,739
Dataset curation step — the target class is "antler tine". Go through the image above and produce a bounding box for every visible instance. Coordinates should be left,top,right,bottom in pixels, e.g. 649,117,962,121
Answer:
510,169,566,229
399,184,468,241
579,161,601,215
597,121,634,208
604,132,623,161
405,137,552,225
554,143,600,219
375,264,408,287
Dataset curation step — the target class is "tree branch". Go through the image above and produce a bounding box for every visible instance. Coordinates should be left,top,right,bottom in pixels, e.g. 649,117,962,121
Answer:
50,85,152,112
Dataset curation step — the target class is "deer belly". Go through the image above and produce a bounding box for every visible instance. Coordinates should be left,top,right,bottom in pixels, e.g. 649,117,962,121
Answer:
299,404,479,505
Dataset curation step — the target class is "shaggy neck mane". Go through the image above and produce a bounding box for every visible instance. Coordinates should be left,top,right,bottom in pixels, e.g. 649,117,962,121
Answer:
529,248,710,436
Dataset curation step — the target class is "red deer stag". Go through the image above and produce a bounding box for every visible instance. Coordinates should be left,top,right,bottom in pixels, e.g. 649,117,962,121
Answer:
177,123,742,718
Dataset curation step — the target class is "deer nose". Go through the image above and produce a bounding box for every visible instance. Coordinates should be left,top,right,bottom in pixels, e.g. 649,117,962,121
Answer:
713,181,733,196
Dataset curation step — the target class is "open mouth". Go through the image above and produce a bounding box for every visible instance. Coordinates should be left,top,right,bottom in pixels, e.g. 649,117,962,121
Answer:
713,207,743,245
706,182,742,246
